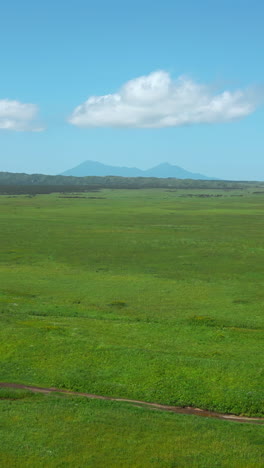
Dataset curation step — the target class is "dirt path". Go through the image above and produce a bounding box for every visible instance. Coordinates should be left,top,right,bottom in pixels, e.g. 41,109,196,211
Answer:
1,382,263,424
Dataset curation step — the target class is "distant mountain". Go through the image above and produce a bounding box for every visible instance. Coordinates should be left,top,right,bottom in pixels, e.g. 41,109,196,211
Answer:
61,160,143,177
142,163,213,179
61,161,215,180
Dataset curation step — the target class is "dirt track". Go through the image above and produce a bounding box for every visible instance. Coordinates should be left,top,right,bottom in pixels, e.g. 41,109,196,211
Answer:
0,382,263,424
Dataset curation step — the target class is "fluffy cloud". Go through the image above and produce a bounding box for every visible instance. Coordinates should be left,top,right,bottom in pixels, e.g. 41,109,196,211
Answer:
0,99,43,131
69,71,257,128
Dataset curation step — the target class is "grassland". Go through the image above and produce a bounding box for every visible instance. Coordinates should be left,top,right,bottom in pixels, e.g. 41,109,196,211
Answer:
0,187,263,466
0,389,263,468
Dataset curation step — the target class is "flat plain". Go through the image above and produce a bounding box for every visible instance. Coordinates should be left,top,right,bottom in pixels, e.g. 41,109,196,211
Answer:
0,187,263,467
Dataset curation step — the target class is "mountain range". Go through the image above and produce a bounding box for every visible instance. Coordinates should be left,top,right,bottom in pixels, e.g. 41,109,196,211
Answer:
61,161,215,180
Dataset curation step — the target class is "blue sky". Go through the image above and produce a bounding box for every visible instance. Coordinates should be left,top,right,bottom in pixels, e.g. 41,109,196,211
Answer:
0,0,263,180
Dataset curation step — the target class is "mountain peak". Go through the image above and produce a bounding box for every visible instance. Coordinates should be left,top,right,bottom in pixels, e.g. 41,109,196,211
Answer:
61,161,215,180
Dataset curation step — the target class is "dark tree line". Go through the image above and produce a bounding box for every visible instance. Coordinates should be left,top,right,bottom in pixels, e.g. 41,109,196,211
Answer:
0,171,263,194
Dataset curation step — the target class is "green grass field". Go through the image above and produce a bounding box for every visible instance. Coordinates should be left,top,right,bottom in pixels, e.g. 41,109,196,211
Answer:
0,389,263,468
0,188,263,466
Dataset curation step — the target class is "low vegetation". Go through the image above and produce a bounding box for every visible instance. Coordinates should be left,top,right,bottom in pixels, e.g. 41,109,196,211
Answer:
1,170,264,191
0,186,263,465
0,390,263,467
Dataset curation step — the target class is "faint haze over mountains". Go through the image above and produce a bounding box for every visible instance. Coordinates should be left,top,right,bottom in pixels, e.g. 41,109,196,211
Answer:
61,160,216,180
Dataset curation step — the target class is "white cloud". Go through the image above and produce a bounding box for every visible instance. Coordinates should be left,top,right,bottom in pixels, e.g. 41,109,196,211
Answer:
69,71,258,128
0,99,43,131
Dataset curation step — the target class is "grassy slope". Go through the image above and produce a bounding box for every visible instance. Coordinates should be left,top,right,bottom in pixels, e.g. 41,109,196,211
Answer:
0,189,263,418
0,389,263,467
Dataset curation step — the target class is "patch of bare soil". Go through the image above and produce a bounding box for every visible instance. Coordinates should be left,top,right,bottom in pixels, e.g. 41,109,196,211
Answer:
0,382,263,424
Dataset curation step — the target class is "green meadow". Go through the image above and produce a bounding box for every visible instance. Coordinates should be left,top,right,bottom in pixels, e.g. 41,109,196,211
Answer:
0,188,264,466
0,389,263,468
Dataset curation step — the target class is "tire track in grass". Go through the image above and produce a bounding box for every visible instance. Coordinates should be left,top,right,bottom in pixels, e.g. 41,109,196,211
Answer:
0,382,263,424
